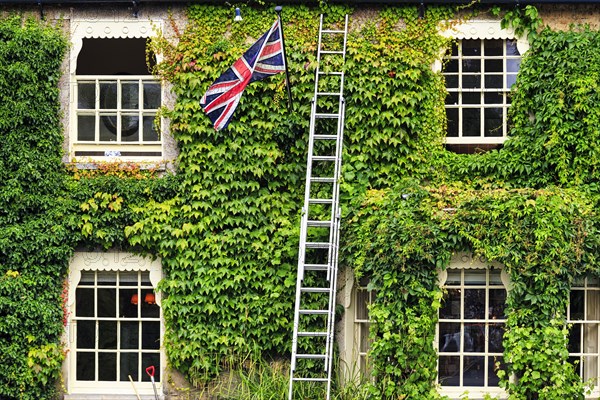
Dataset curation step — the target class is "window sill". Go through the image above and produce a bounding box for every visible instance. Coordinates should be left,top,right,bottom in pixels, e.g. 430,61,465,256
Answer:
440,387,506,399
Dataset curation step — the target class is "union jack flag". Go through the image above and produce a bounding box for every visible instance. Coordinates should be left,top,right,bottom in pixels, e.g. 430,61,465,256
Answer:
200,19,286,131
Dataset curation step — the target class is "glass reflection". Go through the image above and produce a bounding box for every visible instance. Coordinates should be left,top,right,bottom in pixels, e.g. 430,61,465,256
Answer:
440,289,461,319
489,324,505,353
464,289,485,319
462,108,481,137
463,356,485,386
464,324,485,352
78,82,95,109
439,322,461,352
120,353,139,381
439,356,460,386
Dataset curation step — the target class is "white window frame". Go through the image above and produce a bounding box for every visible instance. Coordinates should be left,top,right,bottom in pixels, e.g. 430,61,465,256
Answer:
354,277,375,379
439,21,529,146
568,276,600,398
436,253,509,400
65,251,163,397
69,19,164,162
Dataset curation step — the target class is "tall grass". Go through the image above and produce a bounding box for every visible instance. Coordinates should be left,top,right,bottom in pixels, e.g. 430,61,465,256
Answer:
206,355,371,400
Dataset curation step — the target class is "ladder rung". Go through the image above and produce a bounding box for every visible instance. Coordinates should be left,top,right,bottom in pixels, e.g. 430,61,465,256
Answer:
304,263,329,271
301,287,331,293
312,155,336,161
292,377,329,382
308,198,333,204
315,113,340,119
299,309,329,315
298,331,328,337
307,220,332,227
317,71,343,76
305,241,330,248
295,354,327,360
310,177,335,183
313,134,337,140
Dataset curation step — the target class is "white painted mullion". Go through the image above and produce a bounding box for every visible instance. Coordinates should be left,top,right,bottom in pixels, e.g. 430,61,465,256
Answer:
95,79,100,143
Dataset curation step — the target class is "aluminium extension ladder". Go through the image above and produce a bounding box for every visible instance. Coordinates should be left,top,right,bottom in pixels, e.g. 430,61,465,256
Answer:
288,14,349,400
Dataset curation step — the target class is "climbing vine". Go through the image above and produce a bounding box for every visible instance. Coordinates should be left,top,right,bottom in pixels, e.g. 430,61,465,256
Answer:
4,3,600,399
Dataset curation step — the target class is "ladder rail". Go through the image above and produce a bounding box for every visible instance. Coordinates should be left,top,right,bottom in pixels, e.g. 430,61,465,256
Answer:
289,14,348,400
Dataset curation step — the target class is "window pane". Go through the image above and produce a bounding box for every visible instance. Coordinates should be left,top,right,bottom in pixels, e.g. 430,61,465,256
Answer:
141,290,160,318
489,289,506,319
463,356,485,386
121,82,139,109
445,59,459,73
142,321,160,349
506,39,520,56
507,58,521,73
484,108,504,137
120,288,138,318
464,289,485,319
445,270,461,285
485,59,502,73
462,92,480,105
462,40,481,56
569,323,582,353
507,73,518,88
463,75,481,89
446,108,459,137
464,271,486,285
98,352,117,381
78,82,95,109
462,59,481,73
484,92,503,105
439,356,460,386
100,115,118,141
97,288,116,317
446,91,458,105
141,271,151,286
440,289,461,319
97,272,116,285
98,321,117,349
485,75,503,89
489,324,505,353
445,74,459,88
484,40,503,56
570,291,585,320
77,116,95,141
143,116,160,142
464,324,485,352
356,288,370,320
120,272,138,285
144,82,161,109
76,288,94,317
120,353,139,382
121,321,139,349
122,115,140,141
142,353,161,382
439,322,461,352
488,356,503,386
100,82,117,109
76,352,95,381
77,320,95,349
462,108,481,137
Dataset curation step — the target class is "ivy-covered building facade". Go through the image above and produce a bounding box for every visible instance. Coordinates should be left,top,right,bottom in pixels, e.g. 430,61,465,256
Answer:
2,0,600,399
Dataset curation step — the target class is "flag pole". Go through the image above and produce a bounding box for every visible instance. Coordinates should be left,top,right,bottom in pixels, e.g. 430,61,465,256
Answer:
275,5,293,111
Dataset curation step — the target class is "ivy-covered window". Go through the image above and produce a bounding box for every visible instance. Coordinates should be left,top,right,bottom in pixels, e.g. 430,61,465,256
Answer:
568,276,600,393
355,276,375,378
67,251,163,397
73,271,160,384
438,268,506,394
443,39,521,147
70,21,164,162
